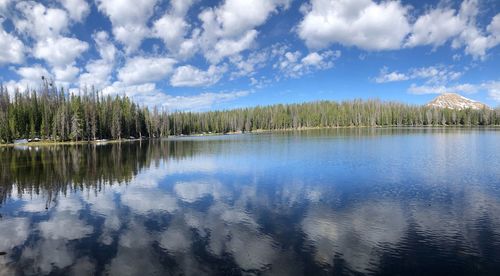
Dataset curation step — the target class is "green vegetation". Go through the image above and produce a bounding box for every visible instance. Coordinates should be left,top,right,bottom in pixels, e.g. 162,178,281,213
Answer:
0,140,202,205
1,82,499,144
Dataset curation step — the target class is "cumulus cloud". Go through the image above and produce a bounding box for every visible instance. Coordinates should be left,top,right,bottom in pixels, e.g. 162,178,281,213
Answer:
406,0,500,59
96,0,158,53
31,36,88,83
0,26,25,65
7,64,52,90
197,0,290,63
33,36,88,68
118,57,177,85
52,65,80,83
450,0,496,59
297,0,411,50
16,65,50,81
79,31,117,89
152,0,198,58
0,0,11,15
406,8,465,48
14,1,69,39
170,64,228,87
489,14,500,39
204,30,258,64
57,0,90,22
297,0,500,59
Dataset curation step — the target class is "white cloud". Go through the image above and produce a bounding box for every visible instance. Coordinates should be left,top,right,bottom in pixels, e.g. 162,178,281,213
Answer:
12,64,51,89
406,8,465,48
33,36,88,68
228,43,341,83
0,26,25,65
298,0,411,50
406,0,500,59
410,66,462,85
52,65,80,83
197,0,290,63
93,31,117,62
301,52,322,66
303,50,340,68
152,0,198,58
408,80,500,103
229,51,269,79
32,36,88,83
57,0,90,22
208,0,289,38
165,90,251,111
17,65,50,81
488,14,500,38
153,15,190,52
375,66,462,85
79,60,113,89
96,0,158,53
101,81,249,110
204,30,258,64
272,45,341,78
170,64,227,87
101,82,159,102
483,81,500,102
408,83,478,95
14,1,69,39
0,0,11,15
450,0,498,59
118,57,177,85
79,31,117,89
375,70,409,83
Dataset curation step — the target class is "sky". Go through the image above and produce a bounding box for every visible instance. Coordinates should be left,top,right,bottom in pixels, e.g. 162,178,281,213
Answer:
0,0,499,111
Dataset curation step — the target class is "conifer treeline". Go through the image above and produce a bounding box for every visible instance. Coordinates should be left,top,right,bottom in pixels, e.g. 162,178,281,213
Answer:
1,84,499,143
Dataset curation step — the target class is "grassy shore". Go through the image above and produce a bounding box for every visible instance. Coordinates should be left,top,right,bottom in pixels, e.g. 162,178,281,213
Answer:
1,125,499,147
0,138,144,147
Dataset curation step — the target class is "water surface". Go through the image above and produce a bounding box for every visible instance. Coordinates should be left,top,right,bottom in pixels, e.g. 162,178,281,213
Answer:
1,128,500,275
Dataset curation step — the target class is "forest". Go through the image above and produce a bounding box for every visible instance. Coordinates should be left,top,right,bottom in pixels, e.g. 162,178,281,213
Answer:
1,83,499,144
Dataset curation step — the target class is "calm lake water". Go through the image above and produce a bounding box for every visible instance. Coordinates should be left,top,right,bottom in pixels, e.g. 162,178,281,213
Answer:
1,128,500,275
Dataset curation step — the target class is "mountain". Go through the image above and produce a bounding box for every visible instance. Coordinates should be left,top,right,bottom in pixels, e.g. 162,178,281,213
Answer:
426,93,489,110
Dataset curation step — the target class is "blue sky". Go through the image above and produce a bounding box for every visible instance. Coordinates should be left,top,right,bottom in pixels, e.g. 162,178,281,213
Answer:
0,0,499,110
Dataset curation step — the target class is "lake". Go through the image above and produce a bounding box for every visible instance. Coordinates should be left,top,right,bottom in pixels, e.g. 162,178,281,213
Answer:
1,128,500,275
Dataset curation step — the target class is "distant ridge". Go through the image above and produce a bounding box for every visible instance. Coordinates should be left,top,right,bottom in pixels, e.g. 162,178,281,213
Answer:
427,93,489,110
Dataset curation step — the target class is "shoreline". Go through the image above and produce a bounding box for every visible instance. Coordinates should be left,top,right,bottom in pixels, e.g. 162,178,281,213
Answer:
1,125,499,147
